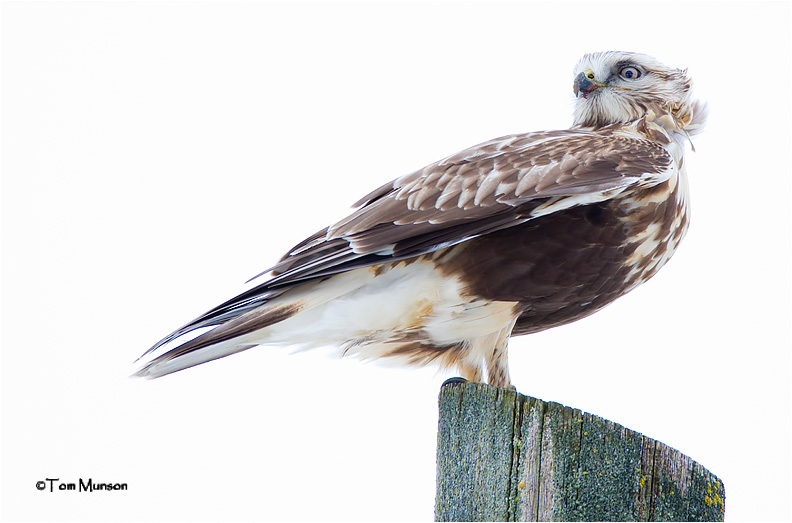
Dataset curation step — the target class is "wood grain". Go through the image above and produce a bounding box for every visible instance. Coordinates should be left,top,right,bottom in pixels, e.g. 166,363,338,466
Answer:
435,382,724,522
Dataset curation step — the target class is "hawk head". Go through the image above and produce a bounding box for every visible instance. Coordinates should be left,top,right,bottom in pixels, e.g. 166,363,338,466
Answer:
572,51,706,133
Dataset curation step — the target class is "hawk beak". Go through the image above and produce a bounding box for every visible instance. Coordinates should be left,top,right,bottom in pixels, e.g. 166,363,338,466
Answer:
573,69,630,99
574,70,601,98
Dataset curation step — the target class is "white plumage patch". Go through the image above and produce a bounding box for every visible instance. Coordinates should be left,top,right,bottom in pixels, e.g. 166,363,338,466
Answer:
264,261,519,359
135,259,520,378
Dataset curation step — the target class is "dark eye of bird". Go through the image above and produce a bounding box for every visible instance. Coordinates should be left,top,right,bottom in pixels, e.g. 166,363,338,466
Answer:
620,66,641,80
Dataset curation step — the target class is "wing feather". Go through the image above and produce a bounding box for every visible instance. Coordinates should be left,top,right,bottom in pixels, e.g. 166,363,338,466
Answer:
260,129,672,287
138,128,672,366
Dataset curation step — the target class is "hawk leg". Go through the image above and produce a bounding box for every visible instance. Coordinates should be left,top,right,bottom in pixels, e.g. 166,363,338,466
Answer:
486,337,515,390
457,362,482,383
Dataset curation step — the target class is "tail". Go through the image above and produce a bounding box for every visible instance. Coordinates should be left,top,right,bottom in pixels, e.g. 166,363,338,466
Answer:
132,266,378,379
132,288,301,379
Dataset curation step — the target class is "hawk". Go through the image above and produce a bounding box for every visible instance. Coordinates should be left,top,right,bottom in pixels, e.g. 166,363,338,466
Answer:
134,51,707,389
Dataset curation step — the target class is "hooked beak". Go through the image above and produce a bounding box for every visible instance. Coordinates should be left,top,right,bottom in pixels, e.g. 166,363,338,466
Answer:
573,69,630,99
574,69,602,99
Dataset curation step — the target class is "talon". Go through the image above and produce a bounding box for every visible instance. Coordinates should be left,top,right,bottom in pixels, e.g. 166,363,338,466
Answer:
441,377,469,387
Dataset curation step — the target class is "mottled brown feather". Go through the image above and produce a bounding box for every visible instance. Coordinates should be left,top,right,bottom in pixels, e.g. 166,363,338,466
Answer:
264,130,672,287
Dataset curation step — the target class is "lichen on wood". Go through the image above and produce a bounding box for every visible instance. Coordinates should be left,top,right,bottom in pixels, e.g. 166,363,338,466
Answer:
434,381,724,522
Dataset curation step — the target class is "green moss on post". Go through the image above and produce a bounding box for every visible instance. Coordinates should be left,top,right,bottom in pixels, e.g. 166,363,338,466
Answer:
434,382,724,522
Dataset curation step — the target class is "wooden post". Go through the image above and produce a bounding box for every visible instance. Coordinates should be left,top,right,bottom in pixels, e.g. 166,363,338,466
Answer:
435,381,725,522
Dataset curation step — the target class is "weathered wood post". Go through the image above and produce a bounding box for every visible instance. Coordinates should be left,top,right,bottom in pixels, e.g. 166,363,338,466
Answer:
435,381,725,522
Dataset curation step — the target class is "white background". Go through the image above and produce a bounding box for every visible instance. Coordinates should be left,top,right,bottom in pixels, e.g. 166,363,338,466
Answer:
2,1,790,521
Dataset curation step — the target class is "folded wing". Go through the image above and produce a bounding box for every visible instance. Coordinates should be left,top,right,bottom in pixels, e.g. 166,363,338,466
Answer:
264,129,672,286
135,128,673,374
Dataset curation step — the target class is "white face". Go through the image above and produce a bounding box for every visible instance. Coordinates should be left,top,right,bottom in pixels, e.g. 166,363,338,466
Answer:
571,51,691,128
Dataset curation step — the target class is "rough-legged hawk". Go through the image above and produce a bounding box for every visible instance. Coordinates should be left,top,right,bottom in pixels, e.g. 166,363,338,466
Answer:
134,51,707,389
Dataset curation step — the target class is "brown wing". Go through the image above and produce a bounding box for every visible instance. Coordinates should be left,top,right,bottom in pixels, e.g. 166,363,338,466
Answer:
261,128,672,287
138,128,672,363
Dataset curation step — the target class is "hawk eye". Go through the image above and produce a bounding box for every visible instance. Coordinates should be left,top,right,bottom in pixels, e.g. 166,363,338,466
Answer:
619,66,641,80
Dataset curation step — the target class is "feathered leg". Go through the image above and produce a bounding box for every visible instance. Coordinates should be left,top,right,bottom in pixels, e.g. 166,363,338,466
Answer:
485,328,516,390
457,362,483,383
